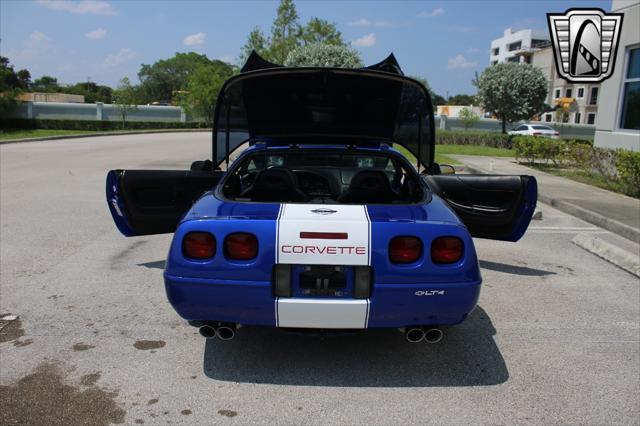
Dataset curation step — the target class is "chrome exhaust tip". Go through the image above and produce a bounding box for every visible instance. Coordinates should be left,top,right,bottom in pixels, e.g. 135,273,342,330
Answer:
424,327,443,344
405,327,425,343
216,325,236,341
198,324,217,339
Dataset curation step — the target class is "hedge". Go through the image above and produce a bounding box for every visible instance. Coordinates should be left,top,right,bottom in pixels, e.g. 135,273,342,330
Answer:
0,118,209,131
513,135,639,198
435,130,512,149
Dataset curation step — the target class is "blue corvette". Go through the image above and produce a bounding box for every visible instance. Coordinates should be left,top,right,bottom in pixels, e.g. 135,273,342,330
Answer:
107,53,537,343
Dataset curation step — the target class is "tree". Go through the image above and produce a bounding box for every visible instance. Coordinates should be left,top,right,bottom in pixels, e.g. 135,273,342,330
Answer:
239,0,346,64
408,75,445,106
447,94,476,105
240,27,269,63
474,63,547,133
15,69,31,89
0,56,30,117
112,77,139,127
269,0,301,63
31,76,59,92
66,82,113,103
137,52,232,104
179,63,235,125
458,107,480,129
284,43,362,67
431,93,446,106
301,18,344,46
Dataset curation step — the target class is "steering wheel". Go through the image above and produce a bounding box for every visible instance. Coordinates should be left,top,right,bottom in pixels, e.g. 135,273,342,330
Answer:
293,170,342,199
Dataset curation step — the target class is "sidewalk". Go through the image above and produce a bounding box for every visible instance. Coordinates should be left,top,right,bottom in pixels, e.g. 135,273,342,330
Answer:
452,155,640,244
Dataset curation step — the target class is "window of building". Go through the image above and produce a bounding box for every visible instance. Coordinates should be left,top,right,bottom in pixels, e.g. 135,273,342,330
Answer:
577,87,585,98
531,39,548,48
587,113,596,125
566,88,572,98
506,56,519,63
491,60,498,65
574,112,581,124
554,89,561,98
492,47,499,56
589,87,598,105
545,114,552,122
508,41,521,51
619,47,640,130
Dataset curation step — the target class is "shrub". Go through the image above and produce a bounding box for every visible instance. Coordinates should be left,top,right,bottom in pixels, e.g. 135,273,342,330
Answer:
590,147,618,180
616,149,640,197
513,136,536,164
436,130,512,149
566,141,593,170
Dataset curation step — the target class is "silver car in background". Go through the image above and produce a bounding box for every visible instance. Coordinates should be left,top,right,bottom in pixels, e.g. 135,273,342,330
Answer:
509,124,560,139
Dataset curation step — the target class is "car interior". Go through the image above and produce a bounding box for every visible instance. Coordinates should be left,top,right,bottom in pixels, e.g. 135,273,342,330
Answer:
221,150,424,204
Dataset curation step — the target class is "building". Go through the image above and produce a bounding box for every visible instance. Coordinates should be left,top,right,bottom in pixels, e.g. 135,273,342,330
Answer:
17,92,85,103
594,0,640,151
436,105,484,119
490,28,550,65
523,46,600,125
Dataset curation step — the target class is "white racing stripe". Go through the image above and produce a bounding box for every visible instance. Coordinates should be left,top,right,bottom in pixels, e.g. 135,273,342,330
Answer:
276,204,371,265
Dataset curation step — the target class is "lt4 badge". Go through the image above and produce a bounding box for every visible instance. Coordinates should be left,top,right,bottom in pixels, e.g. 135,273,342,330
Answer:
547,8,623,83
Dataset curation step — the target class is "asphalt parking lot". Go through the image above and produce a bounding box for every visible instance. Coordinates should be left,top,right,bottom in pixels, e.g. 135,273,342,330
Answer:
1,133,638,425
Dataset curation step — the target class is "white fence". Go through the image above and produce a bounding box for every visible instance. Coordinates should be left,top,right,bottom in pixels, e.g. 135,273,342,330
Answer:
8,101,595,139
435,116,596,140
9,101,192,123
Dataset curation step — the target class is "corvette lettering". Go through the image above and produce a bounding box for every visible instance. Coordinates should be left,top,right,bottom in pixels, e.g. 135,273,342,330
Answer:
281,245,366,255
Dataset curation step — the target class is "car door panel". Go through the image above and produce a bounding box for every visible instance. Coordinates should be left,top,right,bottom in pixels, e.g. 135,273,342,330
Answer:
423,175,537,241
106,169,224,236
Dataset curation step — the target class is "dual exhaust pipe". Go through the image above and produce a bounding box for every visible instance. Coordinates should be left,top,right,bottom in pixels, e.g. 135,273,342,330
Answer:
405,326,443,343
198,323,236,340
199,323,442,343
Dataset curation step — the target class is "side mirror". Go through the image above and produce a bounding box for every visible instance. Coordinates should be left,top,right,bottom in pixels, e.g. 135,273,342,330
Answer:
190,160,213,172
439,164,456,175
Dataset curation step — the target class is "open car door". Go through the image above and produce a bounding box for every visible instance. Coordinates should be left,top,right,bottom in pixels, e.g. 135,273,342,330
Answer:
106,169,224,236
423,175,537,242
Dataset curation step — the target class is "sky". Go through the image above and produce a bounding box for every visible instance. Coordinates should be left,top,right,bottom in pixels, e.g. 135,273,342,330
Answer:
1,0,612,96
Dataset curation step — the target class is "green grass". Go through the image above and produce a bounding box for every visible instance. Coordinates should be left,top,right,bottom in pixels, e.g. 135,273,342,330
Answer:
529,164,637,198
394,144,514,166
0,129,100,140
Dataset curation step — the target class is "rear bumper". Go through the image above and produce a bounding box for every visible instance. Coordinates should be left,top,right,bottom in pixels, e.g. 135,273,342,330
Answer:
164,273,481,328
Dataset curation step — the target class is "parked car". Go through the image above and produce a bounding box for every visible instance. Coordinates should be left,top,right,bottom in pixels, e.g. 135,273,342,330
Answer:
509,123,560,139
106,52,537,344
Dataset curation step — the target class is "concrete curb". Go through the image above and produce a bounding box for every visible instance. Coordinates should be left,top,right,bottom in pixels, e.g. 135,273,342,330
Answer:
571,234,640,277
0,128,210,145
464,163,640,244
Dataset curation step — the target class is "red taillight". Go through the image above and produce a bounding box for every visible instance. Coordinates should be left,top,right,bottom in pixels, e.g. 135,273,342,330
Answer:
224,232,258,260
431,237,463,264
183,232,216,260
389,236,422,264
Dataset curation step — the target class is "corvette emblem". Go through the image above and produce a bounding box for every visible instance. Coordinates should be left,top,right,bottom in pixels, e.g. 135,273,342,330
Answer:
547,8,623,83
311,208,337,215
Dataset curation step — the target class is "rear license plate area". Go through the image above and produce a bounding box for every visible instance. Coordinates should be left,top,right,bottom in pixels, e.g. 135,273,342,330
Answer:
273,265,372,299
299,265,347,296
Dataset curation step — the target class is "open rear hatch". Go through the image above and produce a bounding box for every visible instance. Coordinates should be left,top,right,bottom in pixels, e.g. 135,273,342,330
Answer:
213,52,435,171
